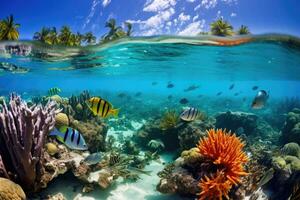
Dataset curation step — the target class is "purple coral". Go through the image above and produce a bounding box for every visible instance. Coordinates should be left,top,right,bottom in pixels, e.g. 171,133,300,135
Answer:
0,94,57,192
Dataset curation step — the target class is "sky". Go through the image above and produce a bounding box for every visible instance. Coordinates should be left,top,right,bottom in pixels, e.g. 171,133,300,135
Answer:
0,0,299,40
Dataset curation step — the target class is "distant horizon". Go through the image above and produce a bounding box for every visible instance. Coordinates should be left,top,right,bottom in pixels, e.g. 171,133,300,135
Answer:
1,0,299,40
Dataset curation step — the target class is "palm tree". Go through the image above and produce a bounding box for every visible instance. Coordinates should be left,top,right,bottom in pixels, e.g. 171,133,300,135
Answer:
48,27,60,45
103,18,123,41
0,15,20,40
74,32,84,46
33,27,51,43
84,32,96,44
237,25,250,35
59,26,72,45
124,22,133,36
210,18,233,36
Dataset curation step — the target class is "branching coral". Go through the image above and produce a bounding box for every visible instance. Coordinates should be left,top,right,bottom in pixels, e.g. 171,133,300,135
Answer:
0,94,57,192
197,129,248,200
159,110,179,130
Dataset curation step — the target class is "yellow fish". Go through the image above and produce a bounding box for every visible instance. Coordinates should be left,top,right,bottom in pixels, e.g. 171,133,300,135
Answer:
86,97,119,118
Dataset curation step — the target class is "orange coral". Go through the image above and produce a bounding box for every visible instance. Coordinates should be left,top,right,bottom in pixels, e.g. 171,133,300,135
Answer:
197,129,248,200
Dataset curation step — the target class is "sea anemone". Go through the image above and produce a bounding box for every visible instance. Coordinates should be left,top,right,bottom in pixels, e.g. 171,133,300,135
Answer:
197,129,248,200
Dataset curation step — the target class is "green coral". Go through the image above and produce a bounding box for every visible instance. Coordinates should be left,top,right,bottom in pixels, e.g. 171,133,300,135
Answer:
181,147,203,165
281,142,300,158
159,110,179,130
272,156,287,169
284,156,300,171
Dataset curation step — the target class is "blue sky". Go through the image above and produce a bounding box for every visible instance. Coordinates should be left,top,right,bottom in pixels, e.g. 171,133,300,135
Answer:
1,0,299,39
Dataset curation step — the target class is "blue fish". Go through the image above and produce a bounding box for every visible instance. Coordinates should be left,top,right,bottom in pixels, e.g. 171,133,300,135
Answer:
49,127,88,150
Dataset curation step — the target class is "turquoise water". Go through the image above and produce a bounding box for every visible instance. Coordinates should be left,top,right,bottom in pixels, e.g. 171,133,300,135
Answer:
1,36,300,98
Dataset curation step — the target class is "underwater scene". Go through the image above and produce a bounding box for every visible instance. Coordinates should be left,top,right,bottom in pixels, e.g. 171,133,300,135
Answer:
1,1,300,200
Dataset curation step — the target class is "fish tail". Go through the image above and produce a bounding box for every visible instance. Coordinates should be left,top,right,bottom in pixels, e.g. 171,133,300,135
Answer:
111,108,120,118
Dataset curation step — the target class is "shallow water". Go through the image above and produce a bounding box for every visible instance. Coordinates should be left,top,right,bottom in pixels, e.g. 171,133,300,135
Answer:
1,35,300,199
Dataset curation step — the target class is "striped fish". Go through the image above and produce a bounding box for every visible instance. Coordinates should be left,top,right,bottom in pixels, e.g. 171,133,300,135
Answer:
49,127,88,150
48,87,61,96
86,97,119,118
180,107,198,122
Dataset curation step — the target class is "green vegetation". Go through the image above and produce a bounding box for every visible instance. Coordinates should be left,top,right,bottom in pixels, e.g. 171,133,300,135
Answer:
33,26,96,46
0,15,20,41
100,19,132,43
209,18,250,37
210,18,234,36
237,25,250,35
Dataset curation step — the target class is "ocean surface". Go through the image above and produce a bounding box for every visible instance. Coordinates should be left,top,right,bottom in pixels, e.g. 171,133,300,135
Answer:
1,34,300,199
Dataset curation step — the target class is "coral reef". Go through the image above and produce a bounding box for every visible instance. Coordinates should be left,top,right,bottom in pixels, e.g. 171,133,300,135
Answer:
157,129,249,200
134,116,214,152
0,178,26,200
0,95,57,192
280,108,300,144
70,117,108,152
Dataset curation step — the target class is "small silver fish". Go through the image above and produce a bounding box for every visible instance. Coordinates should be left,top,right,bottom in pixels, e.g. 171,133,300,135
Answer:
84,152,103,165
180,107,198,122
251,90,269,109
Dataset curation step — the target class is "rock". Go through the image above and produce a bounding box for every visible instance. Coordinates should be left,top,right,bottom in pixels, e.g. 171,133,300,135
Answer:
216,111,258,135
178,120,214,151
47,193,66,200
46,143,58,156
97,170,114,189
0,178,26,200
55,113,69,128
215,111,277,141
280,108,300,145
156,168,199,196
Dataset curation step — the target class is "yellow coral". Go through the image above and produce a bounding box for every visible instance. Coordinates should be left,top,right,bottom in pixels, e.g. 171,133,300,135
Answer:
46,142,58,156
0,178,26,200
55,113,69,128
159,110,179,130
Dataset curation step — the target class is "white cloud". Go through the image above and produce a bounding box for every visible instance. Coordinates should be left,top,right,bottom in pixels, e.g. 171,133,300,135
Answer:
178,12,191,22
102,0,111,7
193,15,199,22
178,19,205,35
216,10,222,18
201,0,217,9
230,12,237,17
143,0,177,12
83,0,100,29
186,0,196,2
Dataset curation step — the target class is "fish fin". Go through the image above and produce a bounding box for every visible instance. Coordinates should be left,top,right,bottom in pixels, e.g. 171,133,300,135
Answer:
49,128,61,137
85,100,97,116
111,108,120,118
56,136,65,144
